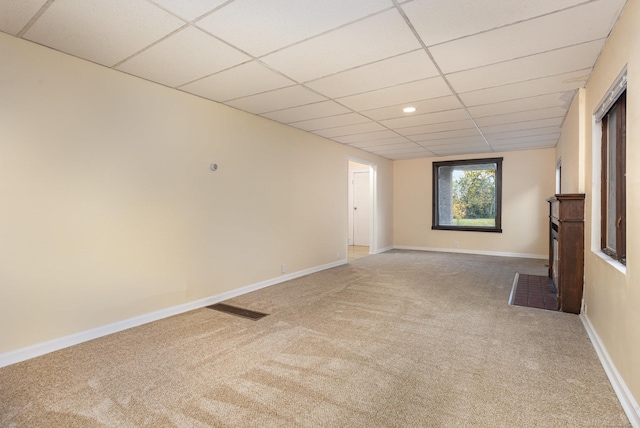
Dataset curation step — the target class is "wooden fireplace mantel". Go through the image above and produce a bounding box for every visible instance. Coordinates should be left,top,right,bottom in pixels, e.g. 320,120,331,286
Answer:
547,194,585,314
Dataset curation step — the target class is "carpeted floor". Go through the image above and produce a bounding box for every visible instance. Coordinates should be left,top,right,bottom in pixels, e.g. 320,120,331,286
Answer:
0,250,630,427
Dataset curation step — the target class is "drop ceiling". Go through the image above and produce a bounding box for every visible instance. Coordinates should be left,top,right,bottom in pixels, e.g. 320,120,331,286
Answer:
0,0,627,159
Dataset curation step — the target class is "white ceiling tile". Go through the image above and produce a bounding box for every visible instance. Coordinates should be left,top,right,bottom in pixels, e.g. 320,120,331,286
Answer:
381,109,469,129
397,119,477,136
430,146,494,156
459,69,589,106
485,127,562,141
363,142,420,152
117,27,250,88
446,40,604,93
0,0,48,35
362,96,462,121
348,137,412,148
181,61,294,102
418,136,487,147
401,0,586,46
467,92,574,118
490,134,560,146
409,128,483,143
479,117,564,134
372,146,431,155
430,0,626,73
289,113,370,131
305,50,439,98
338,77,452,111
261,9,420,82
474,107,566,127
385,151,436,160
23,0,185,67
313,122,386,138
225,85,327,114
196,0,393,57
260,101,352,123
418,141,490,152
334,130,400,144
148,0,228,21
491,141,557,151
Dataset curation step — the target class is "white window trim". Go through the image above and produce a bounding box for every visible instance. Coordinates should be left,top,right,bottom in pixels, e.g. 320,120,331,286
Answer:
594,67,627,121
590,66,627,275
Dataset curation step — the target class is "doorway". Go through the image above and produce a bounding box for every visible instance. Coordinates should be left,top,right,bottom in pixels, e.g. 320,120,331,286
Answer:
348,159,376,261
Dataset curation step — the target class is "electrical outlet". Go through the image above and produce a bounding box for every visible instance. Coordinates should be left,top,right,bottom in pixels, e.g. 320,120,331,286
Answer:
454,241,459,248
281,264,286,274
336,251,340,259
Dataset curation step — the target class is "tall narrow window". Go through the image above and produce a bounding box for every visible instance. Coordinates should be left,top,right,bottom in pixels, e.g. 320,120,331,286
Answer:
432,158,502,232
601,91,626,264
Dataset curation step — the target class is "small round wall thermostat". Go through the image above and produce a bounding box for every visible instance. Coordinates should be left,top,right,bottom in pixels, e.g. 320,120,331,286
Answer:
210,163,218,171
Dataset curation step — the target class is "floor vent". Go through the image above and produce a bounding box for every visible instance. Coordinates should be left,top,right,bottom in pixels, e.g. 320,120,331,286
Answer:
207,303,269,321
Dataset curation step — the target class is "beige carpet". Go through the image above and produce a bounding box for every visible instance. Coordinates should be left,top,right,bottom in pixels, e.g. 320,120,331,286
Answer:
0,250,630,427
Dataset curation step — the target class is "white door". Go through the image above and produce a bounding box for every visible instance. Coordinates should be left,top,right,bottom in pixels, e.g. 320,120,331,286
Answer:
353,171,370,246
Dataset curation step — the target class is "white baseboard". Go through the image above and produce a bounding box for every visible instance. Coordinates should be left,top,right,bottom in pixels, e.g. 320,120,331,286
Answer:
0,259,347,369
375,246,393,254
580,314,640,427
393,245,547,260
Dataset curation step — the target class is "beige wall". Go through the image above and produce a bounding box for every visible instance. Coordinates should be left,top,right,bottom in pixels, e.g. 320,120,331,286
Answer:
556,88,585,194
393,149,555,257
0,33,393,354
575,0,640,409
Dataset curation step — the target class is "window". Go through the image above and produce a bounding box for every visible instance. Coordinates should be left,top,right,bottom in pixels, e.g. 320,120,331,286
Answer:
600,91,626,264
432,157,502,232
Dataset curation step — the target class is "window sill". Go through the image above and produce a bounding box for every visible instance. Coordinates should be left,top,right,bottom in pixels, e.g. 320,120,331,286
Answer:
432,226,502,233
593,250,626,275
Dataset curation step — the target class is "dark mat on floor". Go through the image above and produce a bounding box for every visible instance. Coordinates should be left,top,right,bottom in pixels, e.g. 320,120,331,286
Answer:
510,273,558,311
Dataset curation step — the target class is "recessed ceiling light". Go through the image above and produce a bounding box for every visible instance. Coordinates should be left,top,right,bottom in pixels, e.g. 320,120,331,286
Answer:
403,106,416,113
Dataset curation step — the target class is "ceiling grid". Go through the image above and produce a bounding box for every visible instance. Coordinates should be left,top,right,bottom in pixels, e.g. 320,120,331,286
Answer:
0,0,627,159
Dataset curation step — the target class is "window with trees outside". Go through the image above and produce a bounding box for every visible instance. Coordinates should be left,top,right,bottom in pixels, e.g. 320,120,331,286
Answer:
601,91,626,265
432,158,503,232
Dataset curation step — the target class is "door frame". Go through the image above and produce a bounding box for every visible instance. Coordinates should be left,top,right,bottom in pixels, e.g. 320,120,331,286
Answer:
347,157,377,256
350,168,370,246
